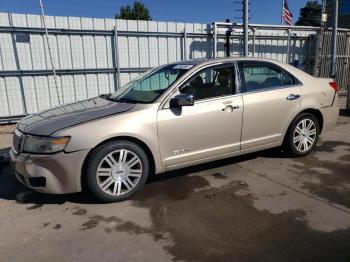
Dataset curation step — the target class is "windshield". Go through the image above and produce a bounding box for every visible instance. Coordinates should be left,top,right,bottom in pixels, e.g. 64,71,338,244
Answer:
107,64,192,103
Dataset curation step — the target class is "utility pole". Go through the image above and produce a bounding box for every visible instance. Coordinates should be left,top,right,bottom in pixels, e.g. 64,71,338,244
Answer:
243,0,249,56
330,0,338,78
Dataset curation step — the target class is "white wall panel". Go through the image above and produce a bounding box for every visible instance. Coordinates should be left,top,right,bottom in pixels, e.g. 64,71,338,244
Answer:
22,76,38,113
97,74,110,94
149,37,159,67
48,75,61,107
82,35,96,68
0,12,321,118
0,78,10,116
5,77,23,115
11,14,27,27
95,36,108,68
61,75,75,104
128,37,139,67
35,76,51,110
56,35,72,69
55,16,69,29
30,34,47,70
73,75,87,100
16,38,33,70
0,33,17,70
0,13,10,26
139,37,150,67
71,35,84,68
26,14,42,28
118,36,129,68
86,74,99,98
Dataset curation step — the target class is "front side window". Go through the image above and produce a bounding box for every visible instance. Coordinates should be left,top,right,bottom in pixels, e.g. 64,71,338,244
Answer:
180,65,234,100
240,62,295,93
107,64,190,103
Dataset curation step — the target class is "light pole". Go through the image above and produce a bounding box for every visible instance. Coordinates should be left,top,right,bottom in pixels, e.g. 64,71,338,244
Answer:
243,0,249,56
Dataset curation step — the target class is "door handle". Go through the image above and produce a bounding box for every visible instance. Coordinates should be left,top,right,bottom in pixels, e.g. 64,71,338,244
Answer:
222,105,239,112
286,94,300,100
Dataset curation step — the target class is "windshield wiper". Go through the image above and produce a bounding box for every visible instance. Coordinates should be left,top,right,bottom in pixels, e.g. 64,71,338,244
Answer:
100,94,139,103
116,97,139,104
99,94,127,103
99,93,112,100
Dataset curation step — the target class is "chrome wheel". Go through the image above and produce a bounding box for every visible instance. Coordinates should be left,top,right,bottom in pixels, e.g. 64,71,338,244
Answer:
96,149,142,196
293,118,317,153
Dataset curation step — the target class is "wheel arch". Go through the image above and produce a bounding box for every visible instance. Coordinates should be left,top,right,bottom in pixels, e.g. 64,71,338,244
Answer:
80,136,156,191
298,108,324,133
283,108,324,143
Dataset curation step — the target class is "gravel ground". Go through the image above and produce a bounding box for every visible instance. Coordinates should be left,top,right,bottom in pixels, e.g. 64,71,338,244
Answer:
0,124,15,134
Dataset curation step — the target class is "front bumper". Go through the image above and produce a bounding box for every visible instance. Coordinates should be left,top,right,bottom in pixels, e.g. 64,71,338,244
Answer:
10,148,89,194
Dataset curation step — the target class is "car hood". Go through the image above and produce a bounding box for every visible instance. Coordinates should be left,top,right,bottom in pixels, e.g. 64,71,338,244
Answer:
17,98,135,136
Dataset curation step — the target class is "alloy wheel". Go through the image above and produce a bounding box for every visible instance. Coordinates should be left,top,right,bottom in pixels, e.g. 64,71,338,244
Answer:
96,149,142,196
293,118,317,153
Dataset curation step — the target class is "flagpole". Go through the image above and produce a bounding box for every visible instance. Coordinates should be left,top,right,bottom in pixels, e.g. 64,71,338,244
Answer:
281,0,284,25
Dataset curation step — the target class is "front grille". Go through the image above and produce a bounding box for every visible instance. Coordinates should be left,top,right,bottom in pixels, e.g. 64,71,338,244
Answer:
13,129,24,153
16,173,46,188
28,177,46,188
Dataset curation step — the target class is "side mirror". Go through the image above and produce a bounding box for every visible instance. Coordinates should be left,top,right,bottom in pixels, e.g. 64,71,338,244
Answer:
170,93,194,107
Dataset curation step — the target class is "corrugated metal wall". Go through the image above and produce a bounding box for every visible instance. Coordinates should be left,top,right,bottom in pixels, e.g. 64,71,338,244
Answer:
0,13,325,120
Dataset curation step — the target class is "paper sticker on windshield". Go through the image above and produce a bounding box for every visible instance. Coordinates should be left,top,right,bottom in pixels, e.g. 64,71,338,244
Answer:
173,64,194,70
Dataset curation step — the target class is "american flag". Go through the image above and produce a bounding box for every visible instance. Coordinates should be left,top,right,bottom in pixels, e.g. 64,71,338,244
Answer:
282,0,293,26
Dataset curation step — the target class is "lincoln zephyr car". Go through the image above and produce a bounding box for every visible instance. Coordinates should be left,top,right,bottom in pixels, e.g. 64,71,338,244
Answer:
10,58,339,202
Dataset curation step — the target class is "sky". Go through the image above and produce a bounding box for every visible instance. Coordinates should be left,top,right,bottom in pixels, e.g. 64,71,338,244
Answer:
0,0,321,25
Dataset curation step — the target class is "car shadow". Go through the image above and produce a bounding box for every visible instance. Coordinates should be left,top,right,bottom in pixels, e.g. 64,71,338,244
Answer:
340,109,350,117
0,147,285,205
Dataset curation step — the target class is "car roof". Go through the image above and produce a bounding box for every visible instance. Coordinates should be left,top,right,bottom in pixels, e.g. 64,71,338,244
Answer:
172,57,285,66
171,57,312,79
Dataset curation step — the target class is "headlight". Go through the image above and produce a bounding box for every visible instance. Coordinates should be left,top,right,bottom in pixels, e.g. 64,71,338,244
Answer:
22,136,70,154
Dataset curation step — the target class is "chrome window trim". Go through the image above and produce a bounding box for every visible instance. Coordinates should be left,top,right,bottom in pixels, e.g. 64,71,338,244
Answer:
240,83,303,96
192,93,241,105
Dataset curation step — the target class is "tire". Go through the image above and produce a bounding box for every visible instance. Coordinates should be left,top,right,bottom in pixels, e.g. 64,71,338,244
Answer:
283,113,320,156
85,140,149,202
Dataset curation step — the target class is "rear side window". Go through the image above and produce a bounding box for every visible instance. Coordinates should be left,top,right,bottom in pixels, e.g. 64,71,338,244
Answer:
239,62,295,93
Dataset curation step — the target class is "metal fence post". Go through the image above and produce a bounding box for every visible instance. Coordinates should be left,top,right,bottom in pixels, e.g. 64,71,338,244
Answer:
330,0,339,78
8,13,27,115
286,29,291,64
113,22,121,90
252,27,256,57
213,23,217,58
183,28,187,60
313,29,322,76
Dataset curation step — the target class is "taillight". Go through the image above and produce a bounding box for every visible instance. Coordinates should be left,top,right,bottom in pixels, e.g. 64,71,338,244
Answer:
329,81,339,92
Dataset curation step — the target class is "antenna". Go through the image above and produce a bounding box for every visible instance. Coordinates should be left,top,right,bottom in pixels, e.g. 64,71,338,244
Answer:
39,0,61,105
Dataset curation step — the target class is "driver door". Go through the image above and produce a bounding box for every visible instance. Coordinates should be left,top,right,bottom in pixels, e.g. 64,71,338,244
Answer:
157,64,243,168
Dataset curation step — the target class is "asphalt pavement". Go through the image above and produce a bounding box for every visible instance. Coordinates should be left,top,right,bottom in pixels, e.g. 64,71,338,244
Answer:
0,107,349,261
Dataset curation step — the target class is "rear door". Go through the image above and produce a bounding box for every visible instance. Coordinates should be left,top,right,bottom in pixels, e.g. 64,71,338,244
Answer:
238,61,301,150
